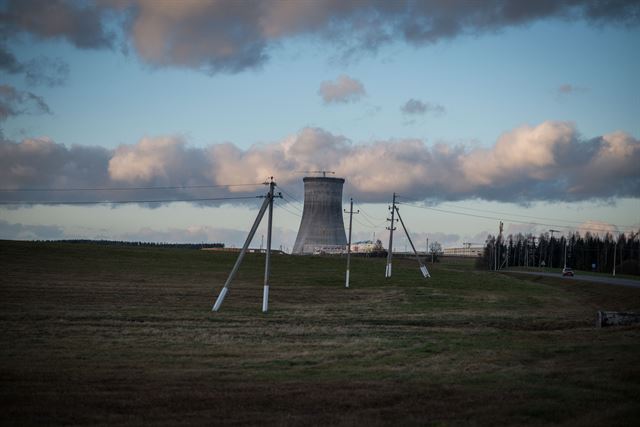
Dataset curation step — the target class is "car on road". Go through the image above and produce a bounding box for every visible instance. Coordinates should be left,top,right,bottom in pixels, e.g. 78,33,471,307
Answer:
562,268,574,277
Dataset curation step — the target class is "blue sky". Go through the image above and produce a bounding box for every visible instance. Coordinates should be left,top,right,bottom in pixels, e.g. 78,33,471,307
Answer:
1,0,639,249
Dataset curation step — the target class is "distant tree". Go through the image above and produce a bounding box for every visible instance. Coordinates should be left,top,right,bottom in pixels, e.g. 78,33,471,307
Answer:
429,241,442,262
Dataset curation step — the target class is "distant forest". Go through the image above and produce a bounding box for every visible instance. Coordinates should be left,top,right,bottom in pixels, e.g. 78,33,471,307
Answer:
40,240,225,250
481,231,640,276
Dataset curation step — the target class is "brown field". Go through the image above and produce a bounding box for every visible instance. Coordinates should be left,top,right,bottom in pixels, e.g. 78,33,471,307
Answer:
1,240,639,426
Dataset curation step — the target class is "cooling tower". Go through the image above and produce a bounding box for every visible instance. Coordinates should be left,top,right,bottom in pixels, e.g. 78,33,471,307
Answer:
292,177,347,254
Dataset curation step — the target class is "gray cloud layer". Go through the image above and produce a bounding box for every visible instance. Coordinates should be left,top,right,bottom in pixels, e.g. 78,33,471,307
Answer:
2,0,639,74
2,122,638,205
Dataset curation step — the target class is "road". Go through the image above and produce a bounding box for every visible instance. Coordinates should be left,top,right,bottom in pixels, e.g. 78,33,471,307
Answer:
500,270,640,289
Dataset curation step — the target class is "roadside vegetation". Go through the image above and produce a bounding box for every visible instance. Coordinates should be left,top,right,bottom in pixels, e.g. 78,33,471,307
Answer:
1,240,639,425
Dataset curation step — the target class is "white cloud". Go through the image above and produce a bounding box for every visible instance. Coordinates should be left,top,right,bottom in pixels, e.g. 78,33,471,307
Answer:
2,121,639,206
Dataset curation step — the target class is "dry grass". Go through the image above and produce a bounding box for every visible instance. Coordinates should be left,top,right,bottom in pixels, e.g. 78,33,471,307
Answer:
1,240,640,426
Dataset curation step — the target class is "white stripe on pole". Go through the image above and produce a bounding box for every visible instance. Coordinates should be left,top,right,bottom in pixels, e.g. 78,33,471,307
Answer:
212,287,229,312
262,285,269,312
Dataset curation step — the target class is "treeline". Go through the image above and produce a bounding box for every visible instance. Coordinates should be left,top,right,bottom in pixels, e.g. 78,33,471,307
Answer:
39,239,225,250
480,231,640,276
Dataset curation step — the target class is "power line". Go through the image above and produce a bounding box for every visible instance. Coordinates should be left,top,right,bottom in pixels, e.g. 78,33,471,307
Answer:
276,185,304,205
352,216,380,230
0,183,265,192
356,204,386,221
397,195,637,230
275,201,303,218
0,195,261,206
397,201,637,234
438,202,636,228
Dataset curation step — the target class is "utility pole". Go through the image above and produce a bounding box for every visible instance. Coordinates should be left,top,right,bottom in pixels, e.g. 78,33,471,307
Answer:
262,178,275,312
344,198,359,288
385,192,397,278
496,221,503,271
212,178,280,313
549,229,560,269
395,205,430,278
613,237,618,277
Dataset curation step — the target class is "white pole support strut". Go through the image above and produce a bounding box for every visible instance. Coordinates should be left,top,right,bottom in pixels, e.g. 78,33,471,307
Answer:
395,206,430,278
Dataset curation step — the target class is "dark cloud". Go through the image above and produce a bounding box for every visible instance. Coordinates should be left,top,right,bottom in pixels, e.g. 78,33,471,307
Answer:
401,99,445,116
0,0,115,49
0,44,69,87
1,122,639,206
2,0,638,74
23,56,70,87
0,84,51,121
0,135,111,194
0,44,23,73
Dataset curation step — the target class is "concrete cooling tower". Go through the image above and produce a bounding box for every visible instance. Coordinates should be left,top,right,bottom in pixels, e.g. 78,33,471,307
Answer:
292,177,347,254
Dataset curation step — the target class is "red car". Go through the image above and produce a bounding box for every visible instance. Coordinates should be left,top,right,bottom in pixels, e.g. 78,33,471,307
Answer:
562,268,574,277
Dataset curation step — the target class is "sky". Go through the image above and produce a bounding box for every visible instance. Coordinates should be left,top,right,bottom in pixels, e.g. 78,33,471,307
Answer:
1,0,639,251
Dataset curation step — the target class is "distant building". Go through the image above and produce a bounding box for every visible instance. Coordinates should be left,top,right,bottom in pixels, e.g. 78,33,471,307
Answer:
443,246,483,257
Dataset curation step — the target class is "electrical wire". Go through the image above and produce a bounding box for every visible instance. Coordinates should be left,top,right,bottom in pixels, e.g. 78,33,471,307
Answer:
0,183,265,192
396,195,637,229
397,201,637,234
276,185,304,205
275,201,303,218
0,195,261,206
352,216,379,230
355,203,387,222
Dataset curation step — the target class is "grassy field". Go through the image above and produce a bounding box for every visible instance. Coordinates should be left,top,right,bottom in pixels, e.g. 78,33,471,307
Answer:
1,240,640,426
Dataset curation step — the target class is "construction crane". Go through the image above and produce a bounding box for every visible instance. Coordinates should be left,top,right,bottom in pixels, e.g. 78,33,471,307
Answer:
296,170,335,177
463,242,480,248
463,242,482,257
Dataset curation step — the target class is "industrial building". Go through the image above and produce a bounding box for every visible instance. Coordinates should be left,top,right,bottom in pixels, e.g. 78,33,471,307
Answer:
443,246,483,257
292,176,347,254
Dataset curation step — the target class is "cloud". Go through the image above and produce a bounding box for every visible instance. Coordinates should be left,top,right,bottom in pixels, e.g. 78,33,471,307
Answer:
108,136,210,184
4,0,637,74
0,44,70,87
577,220,619,236
0,0,115,49
401,99,445,116
0,84,51,121
318,75,366,104
0,219,64,240
1,122,639,206
557,83,589,96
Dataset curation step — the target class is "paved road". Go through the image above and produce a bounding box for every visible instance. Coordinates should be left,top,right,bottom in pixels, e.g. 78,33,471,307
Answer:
500,270,640,289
